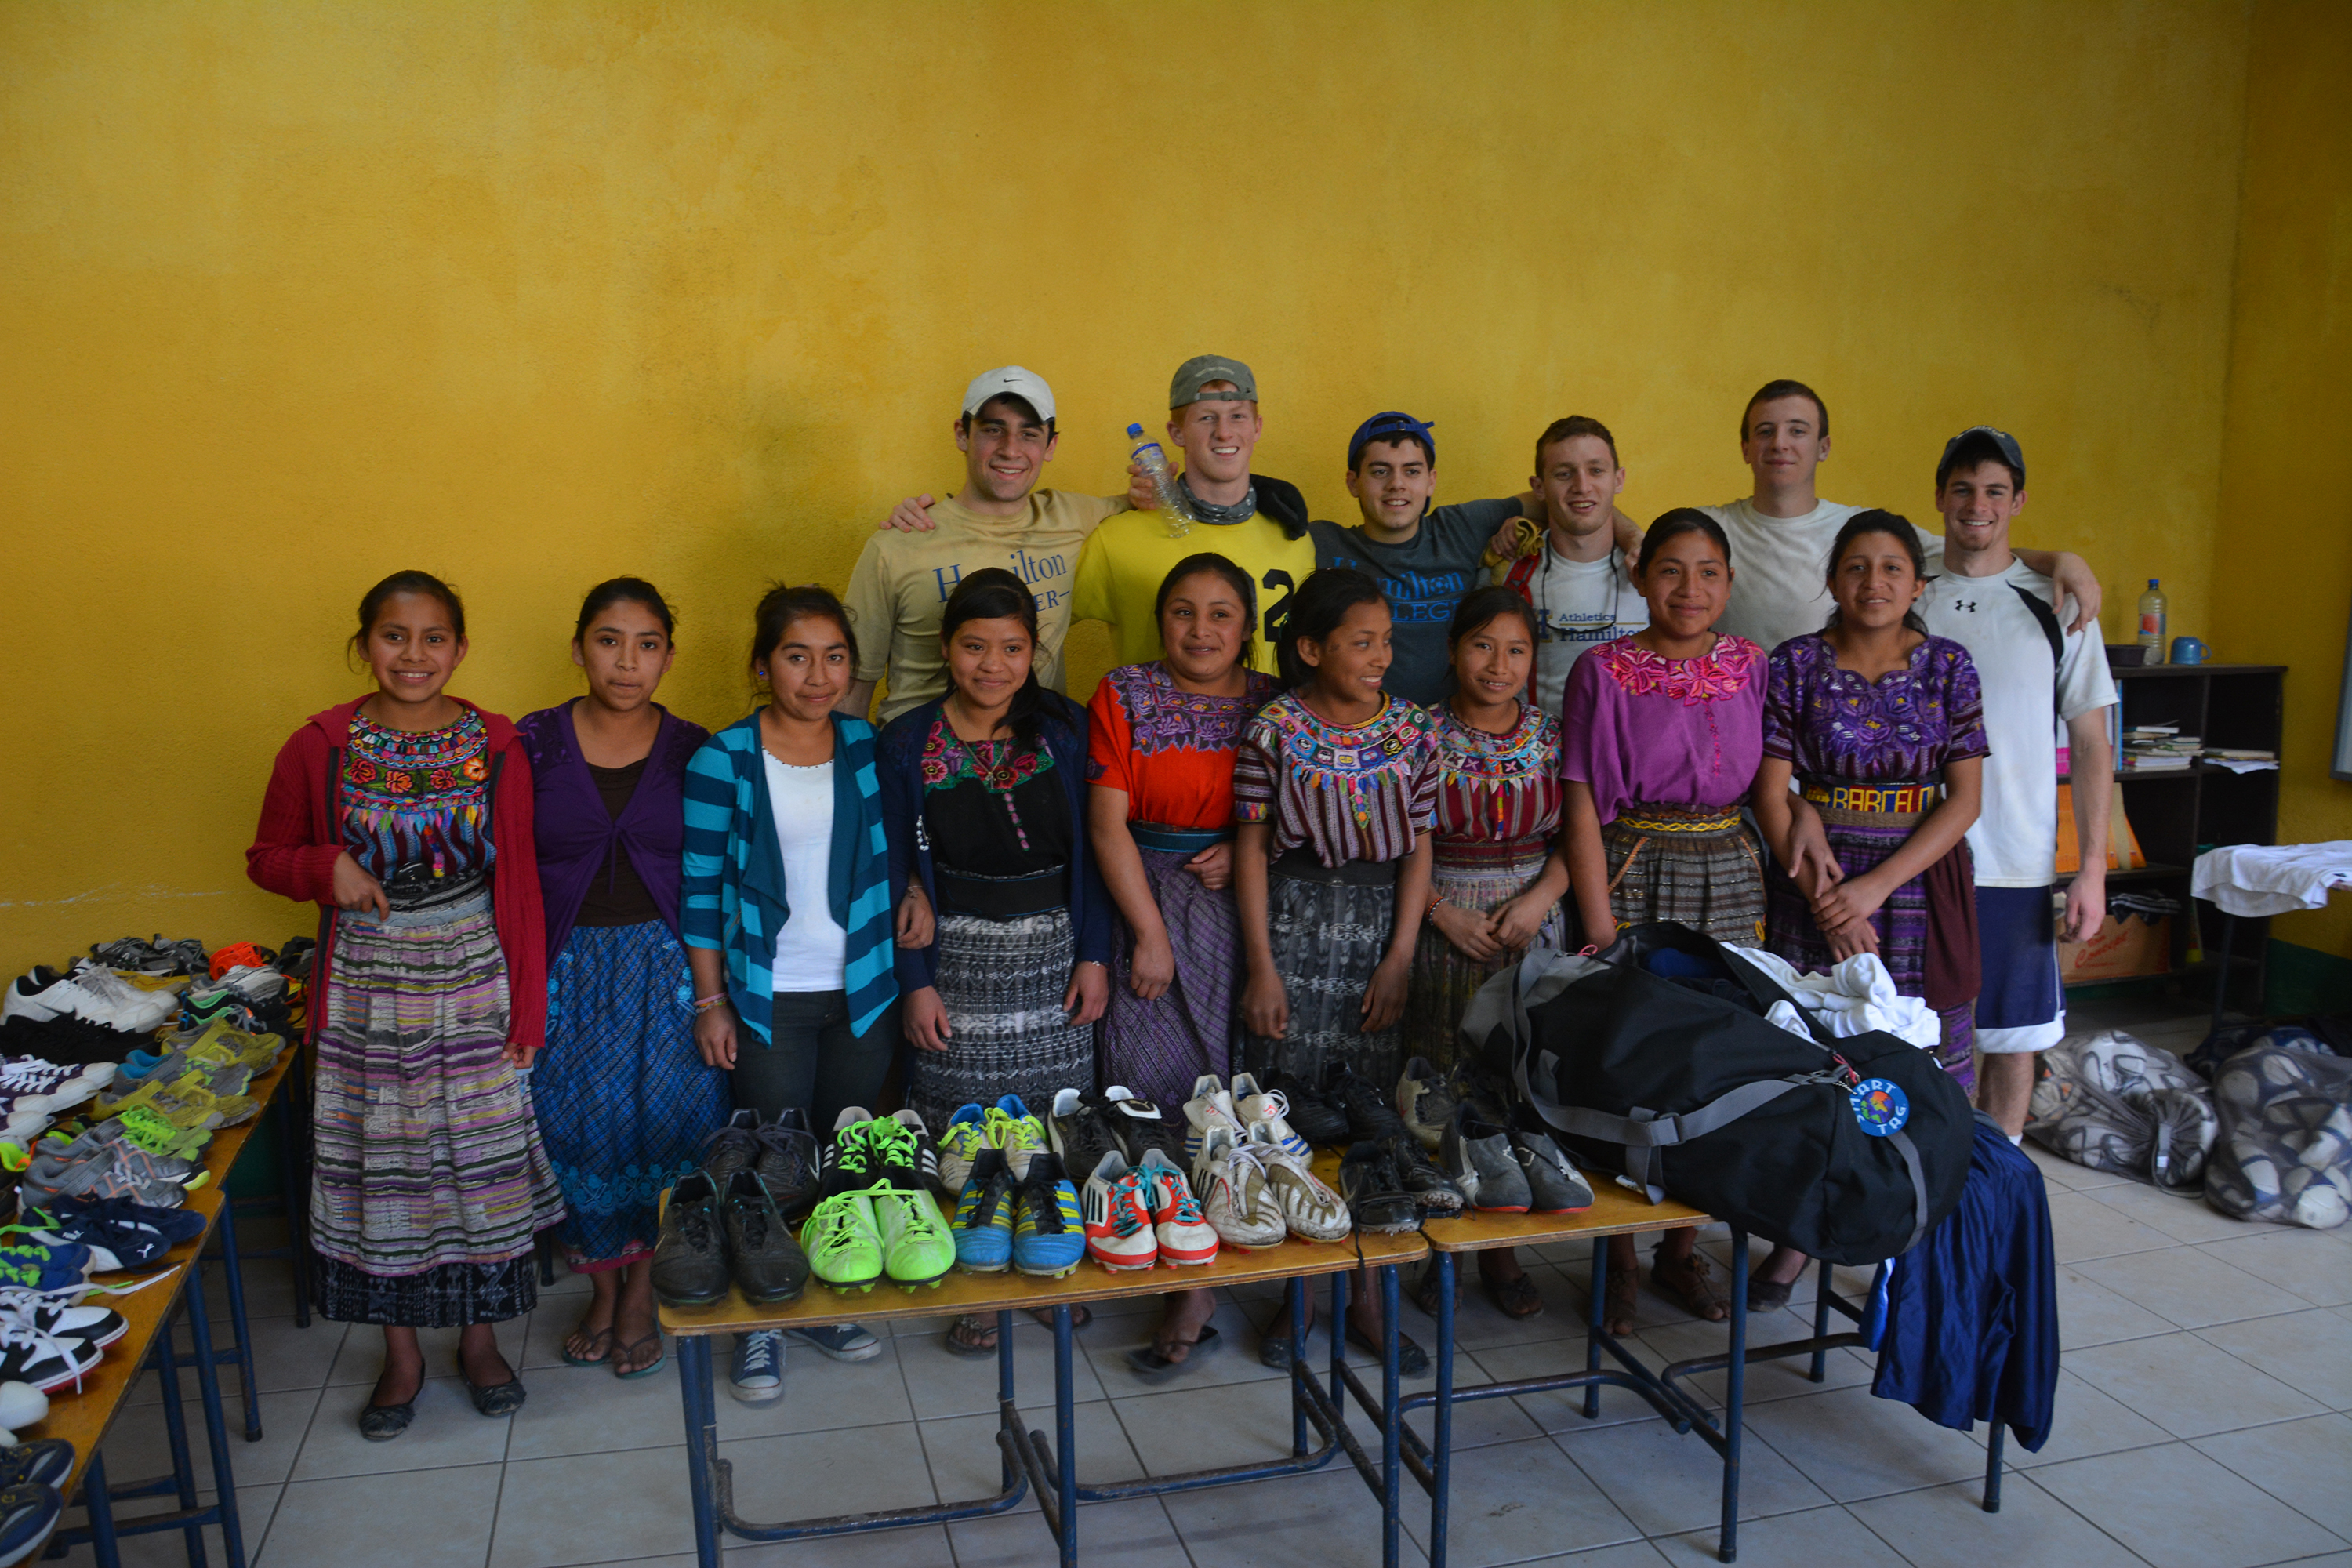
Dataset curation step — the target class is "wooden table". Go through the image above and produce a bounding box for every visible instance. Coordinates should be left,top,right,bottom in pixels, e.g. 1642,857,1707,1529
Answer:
660,1161,1429,1568
28,1047,298,1567
1410,1184,1760,1566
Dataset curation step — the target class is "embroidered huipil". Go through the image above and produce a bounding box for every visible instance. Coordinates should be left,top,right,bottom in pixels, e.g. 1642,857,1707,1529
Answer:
1086,662,1279,829
920,718,1071,874
1559,635,1768,825
1233,692,1442,866
1429,702,1562,851
1762,634,1987,785
341,708,495,895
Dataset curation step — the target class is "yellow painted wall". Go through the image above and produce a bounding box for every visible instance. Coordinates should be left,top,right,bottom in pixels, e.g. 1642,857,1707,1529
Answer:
0,2,2260,966
2209,0,2352,962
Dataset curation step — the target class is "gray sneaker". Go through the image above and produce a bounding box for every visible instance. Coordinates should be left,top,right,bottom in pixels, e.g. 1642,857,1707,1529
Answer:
40,1123,204,1185
1442,1114,1530,1213
16,1145,189,1210
729,1329,785,1404
1395,1057,1457,1152
1512,1131,1594,1213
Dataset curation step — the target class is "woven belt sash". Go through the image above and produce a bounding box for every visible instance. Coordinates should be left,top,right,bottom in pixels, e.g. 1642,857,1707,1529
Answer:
1800,781,1939,815
1613,807,1744,836
1127,822,1231,855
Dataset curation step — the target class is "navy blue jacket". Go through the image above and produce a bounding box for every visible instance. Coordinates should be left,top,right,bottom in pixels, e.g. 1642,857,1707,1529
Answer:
876,694,1114,993
1870,1114,2060,1451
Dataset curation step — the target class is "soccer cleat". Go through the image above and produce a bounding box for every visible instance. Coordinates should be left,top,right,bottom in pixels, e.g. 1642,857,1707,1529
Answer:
720,1171,810,1305
1390,1132,1471,1215
1512,1130,1594,1214
1049,1088,1131,1181
1396,1057,1458,1152
949,1149,1016,1272
1339,1143,1421,1234
753,1110,822,1219
1327,1064,1409,1143
1229,1073,1312,1159
1247,1123,1352,1242
0,1479,61,1568
1010,1152,1085,1279
799,1189,885,1292
650,1172,730,1308
1181,1073,1244,1163
937,1104,990,1196
1261,1071,1351,1147
1080,1151,1159,1272
817,1108,879,1197
869,1181,956,1290
1101,1087,1183,1160
1134,1148,1218,1265
983,1096,1048,1180
0,1437,71,1490
1441,1114,1528,1213
869,1111,953,1205
1190,1125,1287,1250
699,1109,765,1185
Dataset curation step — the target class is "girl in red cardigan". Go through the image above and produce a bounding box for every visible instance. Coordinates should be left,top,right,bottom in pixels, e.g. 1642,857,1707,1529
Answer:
247,571,564,1443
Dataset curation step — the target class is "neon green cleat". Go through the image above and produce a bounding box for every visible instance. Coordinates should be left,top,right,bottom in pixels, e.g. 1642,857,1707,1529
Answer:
869,1181,956,1290
799,1189,884,1292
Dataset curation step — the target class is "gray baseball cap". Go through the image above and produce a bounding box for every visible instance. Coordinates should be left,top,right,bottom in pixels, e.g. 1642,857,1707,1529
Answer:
1169,354,1258,408
1938,425,2025,485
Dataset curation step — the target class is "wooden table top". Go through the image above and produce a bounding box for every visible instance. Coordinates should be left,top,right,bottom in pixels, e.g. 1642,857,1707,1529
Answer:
27,1046,300,1497
1421,1176,1712,1254
660,1149,1431,1338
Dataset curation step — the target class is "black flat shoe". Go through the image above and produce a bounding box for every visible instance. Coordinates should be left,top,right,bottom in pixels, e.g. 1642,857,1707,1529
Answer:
464,1376,527,1417
1344,1324,1431,1377
1126,1323,1220,1382
358,1401,415,1442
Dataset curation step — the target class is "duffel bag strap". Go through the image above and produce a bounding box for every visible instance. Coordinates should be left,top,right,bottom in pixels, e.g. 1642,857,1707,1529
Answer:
1519,1065,1828,1203
1888,1127,1933,1254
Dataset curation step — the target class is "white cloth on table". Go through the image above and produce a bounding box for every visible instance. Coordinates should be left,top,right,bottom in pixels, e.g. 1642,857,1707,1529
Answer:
1729,945,1943,1051
2190,841,2352,918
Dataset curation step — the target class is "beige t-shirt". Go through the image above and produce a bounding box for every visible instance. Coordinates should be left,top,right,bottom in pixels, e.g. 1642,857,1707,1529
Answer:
843,490,1124,721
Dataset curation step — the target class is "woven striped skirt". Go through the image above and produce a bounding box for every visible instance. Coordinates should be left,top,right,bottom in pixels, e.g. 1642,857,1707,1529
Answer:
534,920,731,1271
1603,803,1768,946
310,887,567,1327
1404,837,1567,1074
1101,847,1242,1110
1242,863,1403,1094
906,909,1097,1134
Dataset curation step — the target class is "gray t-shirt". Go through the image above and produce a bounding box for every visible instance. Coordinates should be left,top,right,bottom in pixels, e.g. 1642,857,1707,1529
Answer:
1309,497,1523,707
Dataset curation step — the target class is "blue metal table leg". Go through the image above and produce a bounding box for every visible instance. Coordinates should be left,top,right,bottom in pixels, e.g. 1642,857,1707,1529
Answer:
677,1334,720,1567
1430,1250,1456,1568
996,1308,1018,1491
1808,1257,1832,1381
79,1450,122,1568
1379,1262,1403,1568
1584,1238,1606,1419
1289,1276,1309,1454
273,1065,310,1330
149,1306,205,1567
1329,1267,1349,1412
180,1269,247,1568
1719,1229,1748,1565
211,1206,262,1440
1054,1304,1077,1568
1984,1423,2006,1512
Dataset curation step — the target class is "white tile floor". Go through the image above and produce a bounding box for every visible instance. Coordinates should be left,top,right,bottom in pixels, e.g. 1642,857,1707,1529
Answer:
52,1004,2352,1568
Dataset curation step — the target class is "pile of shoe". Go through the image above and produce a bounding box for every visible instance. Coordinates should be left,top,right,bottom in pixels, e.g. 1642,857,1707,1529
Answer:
1176,1073,1351,1249
90,1016,281,1132
800,1110,959,1291
1397,1056,1594,1217
936,1095,1084,1279
1044,1087,1220,1271
8,1122,211,1222
652,1109,821,1308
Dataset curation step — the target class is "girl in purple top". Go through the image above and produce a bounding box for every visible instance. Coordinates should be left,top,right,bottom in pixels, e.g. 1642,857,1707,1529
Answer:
1748,512,1985,1308
1561,510,1763,1333
519,579,726,1380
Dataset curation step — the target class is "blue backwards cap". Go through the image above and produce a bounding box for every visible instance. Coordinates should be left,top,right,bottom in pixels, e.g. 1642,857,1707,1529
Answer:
1348,411,1436,470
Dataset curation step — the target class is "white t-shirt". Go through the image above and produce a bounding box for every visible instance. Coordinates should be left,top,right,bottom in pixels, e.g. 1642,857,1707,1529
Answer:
1704,497,1946,653
1511,543,1649,719
1920,558,2117,887
762,754,850,990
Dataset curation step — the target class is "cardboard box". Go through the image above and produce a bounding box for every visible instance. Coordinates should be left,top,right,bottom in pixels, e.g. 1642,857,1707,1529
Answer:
2059,913,2172,982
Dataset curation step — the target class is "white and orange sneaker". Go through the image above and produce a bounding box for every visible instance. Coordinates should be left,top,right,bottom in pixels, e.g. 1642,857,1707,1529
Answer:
1080,1152,1160,1272
1181,1073,1245,1163
1134,1148,1219,1265
1229,1072,1312,1160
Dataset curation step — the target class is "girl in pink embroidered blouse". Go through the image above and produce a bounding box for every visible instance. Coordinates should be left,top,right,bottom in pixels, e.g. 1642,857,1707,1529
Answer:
1559,510,1768,1334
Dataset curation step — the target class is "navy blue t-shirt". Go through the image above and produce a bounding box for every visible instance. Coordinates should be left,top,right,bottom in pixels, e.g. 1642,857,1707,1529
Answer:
1309,497,1523,707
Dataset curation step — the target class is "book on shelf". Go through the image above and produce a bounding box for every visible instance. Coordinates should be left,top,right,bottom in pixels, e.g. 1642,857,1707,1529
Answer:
2055,779,2147,874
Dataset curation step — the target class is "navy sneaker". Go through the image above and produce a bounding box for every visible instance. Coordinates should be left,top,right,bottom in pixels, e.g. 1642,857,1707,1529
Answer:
0,1479,60,1567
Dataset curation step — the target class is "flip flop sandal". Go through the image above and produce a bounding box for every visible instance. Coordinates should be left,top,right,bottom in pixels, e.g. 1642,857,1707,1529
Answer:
612,1330,666,1381
561,1326,615,1368
1343,1323,1431,1377
1125,1323,1221,1381
1602,1262,1640,1337
1483,1270,1545,1320
942,1315,999,1359
1414,1265,1459,1319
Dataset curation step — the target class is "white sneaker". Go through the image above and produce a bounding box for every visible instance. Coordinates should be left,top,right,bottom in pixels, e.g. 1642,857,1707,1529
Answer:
2,971,117,1028
1181,1073,1244,1163
63,966,176,1030
1230,1073,1312,1160
1135,1149,1219,1265
1080,1152,1159,1272
1247,1123,1352,1242
729,1329,785,1404
1190,1125,1287,1250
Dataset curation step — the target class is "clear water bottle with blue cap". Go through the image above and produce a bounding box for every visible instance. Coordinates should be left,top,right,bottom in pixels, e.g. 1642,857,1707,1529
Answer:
1127,423,1192,539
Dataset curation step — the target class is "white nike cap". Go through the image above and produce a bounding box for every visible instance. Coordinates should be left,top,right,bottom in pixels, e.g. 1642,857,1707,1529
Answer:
960,365,1056,424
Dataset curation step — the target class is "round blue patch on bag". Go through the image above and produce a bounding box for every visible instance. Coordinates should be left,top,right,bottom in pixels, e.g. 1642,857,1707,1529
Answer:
1850,1078,1909,1137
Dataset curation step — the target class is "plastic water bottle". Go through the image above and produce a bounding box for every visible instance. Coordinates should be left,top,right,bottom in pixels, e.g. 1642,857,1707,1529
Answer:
1128,423,1192,539
2136,578,2168,662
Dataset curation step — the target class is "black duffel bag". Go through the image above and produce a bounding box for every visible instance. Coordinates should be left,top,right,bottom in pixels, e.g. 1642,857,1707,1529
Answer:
1458,921,1974,1265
